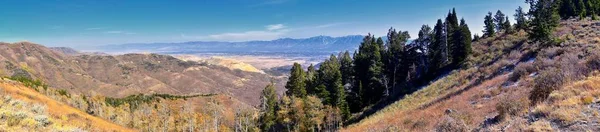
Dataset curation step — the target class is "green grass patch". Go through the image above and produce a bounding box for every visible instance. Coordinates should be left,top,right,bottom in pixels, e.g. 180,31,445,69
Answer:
7,76,48,92
104,93,217,109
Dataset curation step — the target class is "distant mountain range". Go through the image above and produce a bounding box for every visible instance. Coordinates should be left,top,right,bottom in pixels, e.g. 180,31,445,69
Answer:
96,35,365,55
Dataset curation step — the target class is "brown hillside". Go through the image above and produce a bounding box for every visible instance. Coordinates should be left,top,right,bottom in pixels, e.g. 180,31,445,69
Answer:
0,42,285,106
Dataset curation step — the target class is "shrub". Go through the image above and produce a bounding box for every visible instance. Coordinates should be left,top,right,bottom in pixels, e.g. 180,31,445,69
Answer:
507,50,522,62
586,51,600,71
557,53,586,81
435,116,468,132
540,47,563,59
496,97,527,121
34,115,51,127
7,111,27,126
30,104,45,114
529,68,566,105
533,56,555,71
57,89,71,98
510,62,535,82
8,76,48,92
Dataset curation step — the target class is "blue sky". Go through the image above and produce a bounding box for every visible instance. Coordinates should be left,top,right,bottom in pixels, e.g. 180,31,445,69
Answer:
0,0,527,48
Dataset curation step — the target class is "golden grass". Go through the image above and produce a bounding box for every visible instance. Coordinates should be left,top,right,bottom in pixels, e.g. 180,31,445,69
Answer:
526,120,554,132
532,74,600,127
0,79,135,131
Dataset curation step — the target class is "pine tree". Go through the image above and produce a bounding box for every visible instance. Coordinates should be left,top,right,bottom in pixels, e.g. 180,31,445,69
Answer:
315,84,330,104
473,34,481,42
483,12,496,37
285,63,307,97
259,83,278,131
339,51,353,86
383,28,411,96
414,25,433,79
319,55,350,119
577,0,588,18
446,8,459,64
494,10,507,31
353,34,384,105
428,19,447,76
527,0,560,44
558,0,577,18
454,19,472,67
503,16,513,33
514,6,529,31
305,64,317,95
417,25,433,55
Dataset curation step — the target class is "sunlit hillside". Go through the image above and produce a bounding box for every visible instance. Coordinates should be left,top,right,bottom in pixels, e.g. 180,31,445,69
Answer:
344,18,600,131
0,78,133,131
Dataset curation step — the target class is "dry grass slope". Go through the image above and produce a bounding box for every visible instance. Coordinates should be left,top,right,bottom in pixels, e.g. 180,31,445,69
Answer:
0,78,134,131
344,19,600,131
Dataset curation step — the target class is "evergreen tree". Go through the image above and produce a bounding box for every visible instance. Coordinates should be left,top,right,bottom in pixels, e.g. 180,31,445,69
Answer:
259,83,278,131
339,51,353,86
305,64,317,95
383,28,411,96
315,84,330,104
514,6,529,31
494,10,507,31
483,12,496,37
577,0,588,18
451,18,473,67
445,8,459,64
473,34,481,42
285,63,307,97
414,25,433,79
527,0,560,44
353,34,384,105
428,19,448,76
558,0,577,18
319,55,350,119
417,25,433,55
503,16,513,33
557,0,600,19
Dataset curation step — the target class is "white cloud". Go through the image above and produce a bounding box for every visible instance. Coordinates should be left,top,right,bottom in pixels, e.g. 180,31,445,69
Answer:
266,24,285,31
314,22,348,28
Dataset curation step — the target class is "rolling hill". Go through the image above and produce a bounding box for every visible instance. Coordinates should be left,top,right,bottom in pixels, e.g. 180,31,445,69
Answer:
0,42,285,106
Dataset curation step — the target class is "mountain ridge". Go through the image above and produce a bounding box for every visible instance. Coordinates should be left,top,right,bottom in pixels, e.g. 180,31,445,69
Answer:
94,35,365,54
